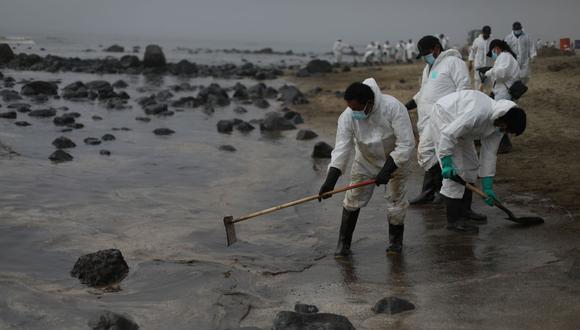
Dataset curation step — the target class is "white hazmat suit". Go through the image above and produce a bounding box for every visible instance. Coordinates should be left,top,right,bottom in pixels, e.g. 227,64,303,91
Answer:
333,40,351,64
504,31,537,83
430,90,515,199
330,78,415,224
468,34,493,90
405,41,416,62
485,52,520,100
413,49,471,171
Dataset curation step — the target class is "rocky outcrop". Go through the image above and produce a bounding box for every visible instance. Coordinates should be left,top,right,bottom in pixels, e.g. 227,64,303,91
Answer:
70,249,129,287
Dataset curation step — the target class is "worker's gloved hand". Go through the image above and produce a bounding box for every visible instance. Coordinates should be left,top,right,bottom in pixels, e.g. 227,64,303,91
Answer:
404,99,417,111
375,156,398,186
318,167,341,202
482,176,498,206
477,66,492,75
440,155,457,179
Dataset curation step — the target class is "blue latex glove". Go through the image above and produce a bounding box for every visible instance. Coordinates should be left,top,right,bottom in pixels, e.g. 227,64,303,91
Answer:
441,155,456,179
482,177,498,206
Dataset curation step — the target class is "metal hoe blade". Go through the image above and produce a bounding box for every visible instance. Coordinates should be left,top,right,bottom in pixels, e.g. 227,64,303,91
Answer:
223,216,237,246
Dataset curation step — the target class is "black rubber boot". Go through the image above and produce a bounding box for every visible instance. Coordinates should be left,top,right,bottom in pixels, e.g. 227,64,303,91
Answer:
409,165,442,205
446,197,479,234
498,134,513,154
334,208,360,257
463,187,487,224
386,224,404,255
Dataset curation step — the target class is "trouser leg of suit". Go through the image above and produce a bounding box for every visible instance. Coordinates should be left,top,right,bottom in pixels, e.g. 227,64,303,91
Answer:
411,123,442,204
385,165,410,254
335,52,342,64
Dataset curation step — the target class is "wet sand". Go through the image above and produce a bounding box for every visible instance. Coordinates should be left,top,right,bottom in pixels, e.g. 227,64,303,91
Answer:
1,55,580,329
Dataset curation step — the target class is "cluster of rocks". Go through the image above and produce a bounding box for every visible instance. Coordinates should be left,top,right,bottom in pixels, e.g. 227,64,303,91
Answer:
49,133,116,162
63,80,130,109
176,46,307,57
0,43,284,79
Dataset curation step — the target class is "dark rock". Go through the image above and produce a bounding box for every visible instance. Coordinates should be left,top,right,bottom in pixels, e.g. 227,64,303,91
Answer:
70,249,129,287
112,80,129,89
102,134,116,141
278,85,308,105
143,44,166,68
294,303,319,314
153,128,175,136
99,150,111,156
21,81,58,96
233,106,247,114
14,121,31,127
198,83,230,106
0,111,17,119
62,81,89,99
171,96,201,108
253,98,270,109
88,310,138,330
306,59,332,74
296,68,311,77
53,116,75,126
311,142,333,158
264,86,279,99
119,55,140,68
7,103,31,112
296,129,318,140
52,136,76,149
31,95,49,103
0,43,15,63
49,149,73,163
217,120,234,133
84,137,101,145
68,123,84,130
233,88,249,100
144,103,168,115
260,112,296,131
248,83,267,99
218,145,236,152
1,90,22,102
156,90,173,102
92,115,103,121
104,44,124,52
372,296,416,315
234,121,255,132
272,311,354,330
172,59,198,75
61,128,73,133
28,108,57,117
283,111,304,124
135,117,151,122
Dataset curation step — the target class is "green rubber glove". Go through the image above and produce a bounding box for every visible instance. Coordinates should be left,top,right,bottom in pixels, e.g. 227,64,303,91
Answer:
441,155,456,179
482,176,498,206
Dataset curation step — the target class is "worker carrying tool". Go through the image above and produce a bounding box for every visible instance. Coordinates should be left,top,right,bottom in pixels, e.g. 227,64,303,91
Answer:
429,90,526,234
318,78,415,257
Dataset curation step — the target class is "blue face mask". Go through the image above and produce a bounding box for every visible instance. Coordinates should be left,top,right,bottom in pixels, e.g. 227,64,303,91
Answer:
491,50,498,61
514,30,523,37
351,102,370,121
423,53,435,65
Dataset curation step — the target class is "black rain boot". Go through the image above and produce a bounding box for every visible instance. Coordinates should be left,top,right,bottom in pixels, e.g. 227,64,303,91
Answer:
334,208,360,257
446,196,479,234
463,187,487,224
409,165,441,205
498,134,513,154
386,224,404,255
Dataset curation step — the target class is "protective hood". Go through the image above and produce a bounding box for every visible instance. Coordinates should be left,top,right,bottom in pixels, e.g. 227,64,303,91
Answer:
433,49,463,66
491,99,517,120
362,77,383,110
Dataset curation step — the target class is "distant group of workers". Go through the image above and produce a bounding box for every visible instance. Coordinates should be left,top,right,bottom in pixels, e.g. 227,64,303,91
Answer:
333,34,450,65
320,22,533,258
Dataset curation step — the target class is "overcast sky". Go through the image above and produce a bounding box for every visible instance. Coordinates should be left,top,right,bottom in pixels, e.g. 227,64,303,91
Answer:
1,0,579,49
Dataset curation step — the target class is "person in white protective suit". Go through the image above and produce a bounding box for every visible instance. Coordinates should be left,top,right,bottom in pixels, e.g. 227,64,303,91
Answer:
405,39,416,63
333,39,351,64
504,21,536,84
439,34,449,50
429,90,527,233
363,41,378,63
395,40,405,63
404,36,477,216
382,40,393,63
481,39,521,154
318,78,415,256
468,25,493,91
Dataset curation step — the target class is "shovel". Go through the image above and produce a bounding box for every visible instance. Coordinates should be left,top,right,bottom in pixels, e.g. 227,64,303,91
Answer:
453,176,544,225
223,179,376,246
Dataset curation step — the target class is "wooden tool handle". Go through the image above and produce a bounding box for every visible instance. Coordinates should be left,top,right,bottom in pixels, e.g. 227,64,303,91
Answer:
465,182,488,199
232,179,376,224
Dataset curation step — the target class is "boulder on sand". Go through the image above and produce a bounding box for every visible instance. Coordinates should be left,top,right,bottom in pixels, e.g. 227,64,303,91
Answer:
70,249,129,287
21,81,58,96
88,310,139,330
296,129,318,141
153,128,175,136
28,108,57,118
217,120,234,133
306,59,332,74
143,44,166,68
104,44,124,52
49,149,73,163
260,112,296,131
311,141,333,158
120,55,140,68
52,136,76,149
278,85,308,105
0,111,17,119
372,296,416,315
0,43,15,63
272,311,354,330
